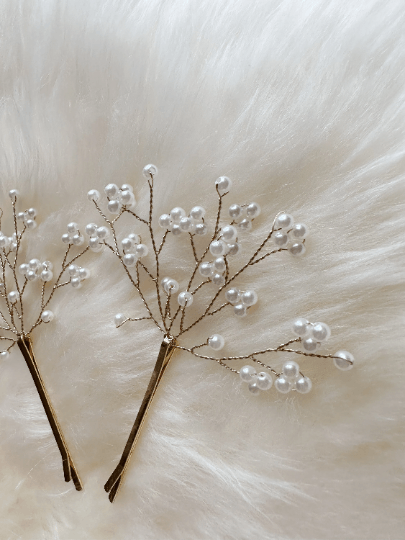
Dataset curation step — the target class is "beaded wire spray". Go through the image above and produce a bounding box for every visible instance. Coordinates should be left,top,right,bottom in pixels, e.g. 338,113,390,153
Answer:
0,190,92,490
85,165,354,502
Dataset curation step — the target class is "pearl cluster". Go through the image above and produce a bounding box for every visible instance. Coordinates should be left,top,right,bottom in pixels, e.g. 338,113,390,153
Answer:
159,206,208,236
228,200,261,233
121,234,149,267
68,264,90,288
224,288,258,317
209,224,242,258
0,231,18,252
273,213,308,256
83,223,108,252
61,222,85,246
16,207,37,230
87,183,136,215
292,317,354,370
19,259,54,282
240,360,312,395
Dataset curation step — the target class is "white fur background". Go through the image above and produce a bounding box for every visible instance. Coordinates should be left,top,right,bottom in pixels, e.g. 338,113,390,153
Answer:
0,0,404,538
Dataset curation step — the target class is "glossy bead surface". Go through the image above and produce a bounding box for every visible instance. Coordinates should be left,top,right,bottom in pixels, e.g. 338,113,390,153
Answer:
190,206,205,220
28,259,41,270
8,189,19,201
195,223,208,235
246,202,261,219
104,183,119,198
179,217,194,232
0,351,9,359
311,322,331,342
85,223,98,236
215,176,232,194
276,213,294,229
26,219,37,229
78,268,90,280
87,189,100,202
41,310,54,323
214,257,226,273
289,243,306,256
159,214,171,228
282,361,300,380
241,290,258,306
291,223,308,240
273,231,289,246
225,288,240,305
70,277,82,288
228,204,243,219
67,222,78,234
114,313,126,327
121,238,133,252
128,233,140,244
274,376,292,394
333,350,354,370
177,291,193,307
209,240,227,256
234,303,247,317
108,199,121,214
96,226,109,239
120,190,135,205
208,334,225,350
221,225,237,243
41,270,53,282
199,262,213,277
256,372,273,390
164,279,179,293
295,376,312,394
239,365,257,382
123,253,137,267
61,233,71,243
212,273,225,286
237,218,252,232
171,224,182,236
227,242,241,256
8,291,19,303
248,382,260,395
27,270,37,281
142,164,158,178
302,338,318,352
292,318,310,337
72,234,84,246
18,263,28,275
170,207,186,223
135,244,149,258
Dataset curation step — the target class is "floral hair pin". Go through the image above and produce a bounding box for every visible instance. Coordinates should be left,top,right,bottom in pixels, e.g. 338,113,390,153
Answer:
85,165,354,502
0,190,92,490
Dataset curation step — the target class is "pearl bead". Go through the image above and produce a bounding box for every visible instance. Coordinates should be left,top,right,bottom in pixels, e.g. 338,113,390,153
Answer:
18,263,28,275
177,291,193,307
87,189,100,202
199,262,213,277
295,376,312,394
26,208,37,218
123,253,137,267
85,224,98,237
237,218,252,232
246,202,261,219
256,372,273,390
17,212,25,221
67,222,78,234
333,350,354,371
225,288,240,305
274,376,292,393
121,184,133,192
302,338,318,352
190,206,206,220
276,213,294,229
0,350,10,359
121,190,135,206
41,310,54,323
8,189,19,201
104,183,120,198
215,176,232,194
159,214,171,228
135,244,149,258
209,240,227,256
289,242,306,256
26,219,37,230
208,334,225,351
114,313,126,327
128,233,140,244
248,382,260,395
10,241,17,252
0,236,10,248
179,217,194,232
108,199,122,214
170,207,186,223
7,291,19,303
68,264,79,277
61,233,71,244
311,322,331,342
292,318,310,337
121,237,133,252
239,365,257,382
229,204,243,219
142,164,158,178
241,290,258,306
214,257,226,273
96,226,109,239
88,236,100,249
161,277,170,288
29,259,41,270
195,223,208,235
70,277,82,288
291,223,308,240
227,242,241,256
234,303,247,317
212,273,225,286
72,234,84,246
273,231,289,246
41,269,53,282
221,225,237,243
42,261,53,270
171,224,182,236
27,270,37,281
78,268,90,280
164,279,179,294
282,360,300,380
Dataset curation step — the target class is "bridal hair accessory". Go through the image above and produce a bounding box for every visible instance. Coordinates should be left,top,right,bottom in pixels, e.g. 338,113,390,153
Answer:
0,191,92,490
86,166,354,502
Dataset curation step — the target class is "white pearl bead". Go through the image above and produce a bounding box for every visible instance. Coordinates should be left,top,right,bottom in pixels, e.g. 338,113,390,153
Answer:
41,310,54,323
87,189,100,202
291,223,308,240
104,183,119,198
128,233,140,244
282,360,300,380
212,273,225,286
198,262,213,277
42,260,53,271
121,190,135,206
215,176,232,194
228,204,243,219
221,225,237,243
142,164,158,178
159,214,172,229
68,264,79,277
29,259,41,270
273,231,289,246
0,235,10,248
246,202,261,219
295,376,312,394
292,318,310,337
72,234,84,246
88,236,100,249
61,233,71,244
26,219,37,230
171,224,182,236
239,365,257,382
209,240,227,256
161,277,170,288
10,241,17,252
177,291,193,307
123,253,137,267
233,303,247,317
276,213,294,229
85,223,98,236
121,238,133,252
275,376,292,393
333,350,354,370
248,382,260,395
225,288,240,304
302,338,318,352
164,279,179,293
227,242,242,256
8,291,19,303
27,270,37,281
41,269,53,282
0,350,10,359
108,199,122,214
67,222,78,234
241,290,258,306
26,207,36,218
8,189,19,201
19,263,28,275
135,244,149,258
195,223,208,235
213,257,226,273
208,334,225,350
256,372,273,390
289,242,306,256
121,184,133,192
114,313,126,327
70,277,82,288
237,218,252,232
17,212,25,221
179,217,194,232
190,206,205,220
78,268,90,280
311,322,331,342
96,226,109,239
170,207,186,223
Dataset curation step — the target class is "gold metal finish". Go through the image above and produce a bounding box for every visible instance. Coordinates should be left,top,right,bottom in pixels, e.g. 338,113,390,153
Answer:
104,335,177,502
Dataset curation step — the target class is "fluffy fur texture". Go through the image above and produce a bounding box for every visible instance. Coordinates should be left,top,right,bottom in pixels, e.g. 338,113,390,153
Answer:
0,0,404,538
